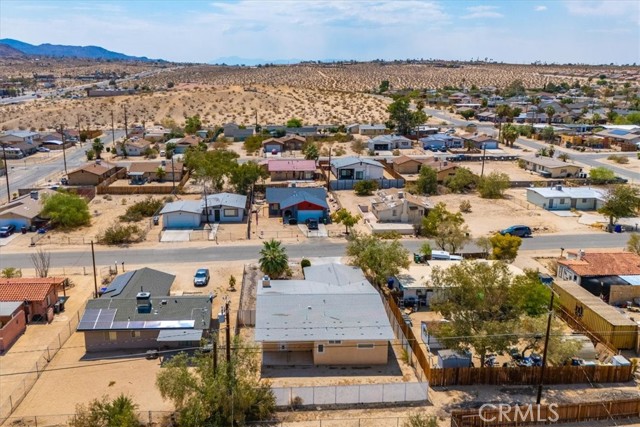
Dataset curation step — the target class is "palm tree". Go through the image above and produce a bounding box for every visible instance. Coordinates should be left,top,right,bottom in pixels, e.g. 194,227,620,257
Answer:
501,123,519,148
531,96,541,124
92,138,104,159
155,167,166,182
495,104,511,141
545,106,556,125
259,239,289,278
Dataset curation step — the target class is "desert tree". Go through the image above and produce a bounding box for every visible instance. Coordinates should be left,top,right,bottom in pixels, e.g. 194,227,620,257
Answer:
489,233,522,263
31,248,51,278
588,166,615,184
478,171,510,199
415,165,438,195
70,394,141,427
434,221,470,254
331,208,361,234
346,232,410,287
627,233,640,256
598,185,640,227
421,202,464,238
92,138,104,159
41,191,91,229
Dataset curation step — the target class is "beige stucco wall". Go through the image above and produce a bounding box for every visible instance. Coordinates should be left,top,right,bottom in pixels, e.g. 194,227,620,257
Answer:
312,340,388,365
67,171,103,186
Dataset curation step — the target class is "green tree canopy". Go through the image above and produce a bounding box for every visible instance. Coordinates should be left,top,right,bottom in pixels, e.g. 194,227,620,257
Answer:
303,143,319,160
387,96,427,135
517,316,582,365
353,180,378,196
459,109,475,120
92,138,104,159
259,239,289,278
444,167,478,193
346,232,410,286
331,208,361,234
589,166,615,184
229,161,268,195
478,171,510,199
421,202,464,237
541,126,555,143
415,166,438,195
627,233,640,255
434,220,470,253
41,191,91,229
184,115,202,135
70,394,141,427
184,149,239,192
501,123,519,147
430,261,521,365
286,117,303,128
489,233,522,262
598,185,640,226
156,338,275,427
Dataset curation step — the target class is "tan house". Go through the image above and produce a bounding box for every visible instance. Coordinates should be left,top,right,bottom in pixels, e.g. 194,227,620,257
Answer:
115,138,152,156
262,135,306,153
264,159,316,181
66,162,119,186
255,263,394,366
371,188,431,224
521,156,582,178
393,155,425,174
421,159,459,182
128,161,184,184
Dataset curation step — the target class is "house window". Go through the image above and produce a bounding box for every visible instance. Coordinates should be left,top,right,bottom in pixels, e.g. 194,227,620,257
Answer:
223,208,238,217
560,198,566,204
46,295,51,306
106,331,117,341
581,199,587,203
339,170,351,178
317,344,324,353
357,343,374,349
131,331,141,338
328,340,341,344
355,171,364,180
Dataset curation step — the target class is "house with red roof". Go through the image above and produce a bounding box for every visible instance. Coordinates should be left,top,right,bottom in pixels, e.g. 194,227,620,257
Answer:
0,277,66,323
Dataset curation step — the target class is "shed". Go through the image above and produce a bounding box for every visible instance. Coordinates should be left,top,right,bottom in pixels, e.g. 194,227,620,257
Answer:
437,349,472,368
553,280,638,350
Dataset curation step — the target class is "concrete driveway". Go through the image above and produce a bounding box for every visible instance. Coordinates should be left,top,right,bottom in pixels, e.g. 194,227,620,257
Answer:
298,223,328,238
160,229,192,242
0,233,20,247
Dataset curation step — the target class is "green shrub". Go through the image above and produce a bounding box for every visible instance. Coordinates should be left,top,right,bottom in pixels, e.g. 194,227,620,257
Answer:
98,224,142,245
300,259,311,268
119,197,164,222
353,180,379,196
376,231,402,239
607,154,629,164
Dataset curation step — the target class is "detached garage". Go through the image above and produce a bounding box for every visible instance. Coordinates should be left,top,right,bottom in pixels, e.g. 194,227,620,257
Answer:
159,201,202,229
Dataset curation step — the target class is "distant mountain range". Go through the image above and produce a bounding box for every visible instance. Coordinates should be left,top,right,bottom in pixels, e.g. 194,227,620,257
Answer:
0,43,25,58
0,38,161,62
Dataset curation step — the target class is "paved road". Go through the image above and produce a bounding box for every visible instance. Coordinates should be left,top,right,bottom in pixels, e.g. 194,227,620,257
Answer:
1,130,126,202
0,233,629,269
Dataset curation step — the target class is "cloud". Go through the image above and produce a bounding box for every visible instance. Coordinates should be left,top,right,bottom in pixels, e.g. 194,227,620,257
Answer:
564,0,638,17
462,5,503,19
534,5,547,12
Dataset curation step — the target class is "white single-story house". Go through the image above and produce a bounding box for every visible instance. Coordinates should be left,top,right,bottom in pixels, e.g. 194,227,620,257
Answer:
330,157,384,180
159,193,247,228
526,186,606,210
368,134,412,151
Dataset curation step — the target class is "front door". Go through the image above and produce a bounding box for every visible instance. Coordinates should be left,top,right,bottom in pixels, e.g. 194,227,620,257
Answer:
214,210,221,222
548,199,554,209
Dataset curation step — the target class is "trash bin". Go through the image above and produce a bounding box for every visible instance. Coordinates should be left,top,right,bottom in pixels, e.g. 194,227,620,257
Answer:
21,226,27,234
614,224,623,233
153,216,159,226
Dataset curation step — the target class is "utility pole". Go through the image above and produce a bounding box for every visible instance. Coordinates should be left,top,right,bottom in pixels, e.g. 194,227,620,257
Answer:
326,146,332,191
1,143,10,203
171,156,175,193
123,105,129,139
536,290,555,405
59,124,68,176
212,338,217,375
91,240,98,298
480,143,487,178
203,185,209,225
225,298,231,364
110,110,116,150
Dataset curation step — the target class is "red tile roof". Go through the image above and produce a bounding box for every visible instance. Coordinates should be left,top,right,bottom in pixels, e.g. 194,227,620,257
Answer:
558,252,640,277
0,278,65,301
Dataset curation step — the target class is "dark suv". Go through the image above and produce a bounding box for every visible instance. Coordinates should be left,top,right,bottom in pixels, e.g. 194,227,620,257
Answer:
499,225,532,238
0,225,16,237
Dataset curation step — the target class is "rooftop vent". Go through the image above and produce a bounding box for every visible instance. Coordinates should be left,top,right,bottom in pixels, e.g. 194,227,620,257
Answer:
262,275,271,288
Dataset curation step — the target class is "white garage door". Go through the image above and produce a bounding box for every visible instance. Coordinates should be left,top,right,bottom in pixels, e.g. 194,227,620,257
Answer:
163,212,200,229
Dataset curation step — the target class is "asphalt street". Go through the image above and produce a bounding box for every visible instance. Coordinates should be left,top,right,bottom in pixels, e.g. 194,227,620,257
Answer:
1,130,126,202
0,232,629,269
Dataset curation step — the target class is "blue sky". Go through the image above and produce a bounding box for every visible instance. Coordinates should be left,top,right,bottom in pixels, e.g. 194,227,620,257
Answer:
0,0,638,64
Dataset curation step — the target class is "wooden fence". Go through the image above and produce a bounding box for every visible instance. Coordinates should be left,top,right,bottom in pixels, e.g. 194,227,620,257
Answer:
451,398,640,427
384,296,634,388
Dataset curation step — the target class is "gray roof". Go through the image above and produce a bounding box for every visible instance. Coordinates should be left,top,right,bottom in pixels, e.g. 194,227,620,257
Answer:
527,186,605,200
203,192,247,209
330,156,383,169
100,268,175,299
303,263,368,286
78,296,211,331
359,124,386,130
522,156,580,169
3,131,38,138
160,200,202,215
0,301,22,316
255,264,394,342
265,187,328,209
370,134,411,143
